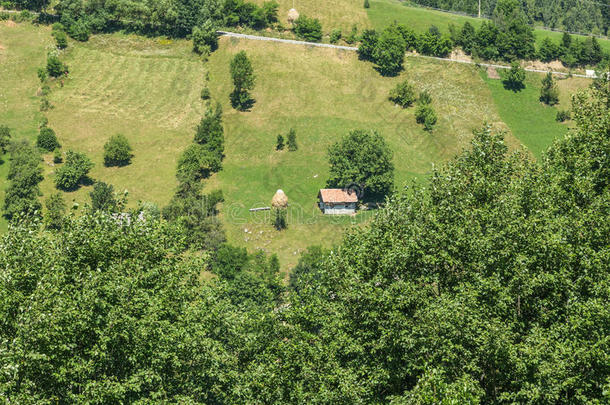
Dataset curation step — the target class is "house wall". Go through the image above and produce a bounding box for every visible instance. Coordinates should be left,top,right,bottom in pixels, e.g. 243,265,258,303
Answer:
321,202,356,215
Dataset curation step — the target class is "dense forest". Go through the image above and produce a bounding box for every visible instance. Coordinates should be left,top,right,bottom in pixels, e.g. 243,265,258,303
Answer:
410,0,609,36
0,71,608,402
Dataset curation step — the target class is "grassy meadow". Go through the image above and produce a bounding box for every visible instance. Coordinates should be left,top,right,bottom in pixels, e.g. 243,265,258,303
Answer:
0,20,592,269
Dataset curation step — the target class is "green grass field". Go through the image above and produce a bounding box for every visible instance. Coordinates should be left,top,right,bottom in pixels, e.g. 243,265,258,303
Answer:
0,20,592,269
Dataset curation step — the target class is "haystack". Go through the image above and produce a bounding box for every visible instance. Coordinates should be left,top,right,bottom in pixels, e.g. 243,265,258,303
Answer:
287,8,299,24
271,189,288,208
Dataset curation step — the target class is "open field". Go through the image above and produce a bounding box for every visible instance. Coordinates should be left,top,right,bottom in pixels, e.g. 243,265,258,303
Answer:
0,21,591,268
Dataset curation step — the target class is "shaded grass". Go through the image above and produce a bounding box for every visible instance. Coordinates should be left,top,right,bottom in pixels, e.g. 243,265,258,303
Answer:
480,69,580,158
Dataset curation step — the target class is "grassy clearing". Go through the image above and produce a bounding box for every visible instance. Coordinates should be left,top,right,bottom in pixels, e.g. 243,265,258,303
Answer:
205,36,519,267
40,34,205,208
479,70,583,158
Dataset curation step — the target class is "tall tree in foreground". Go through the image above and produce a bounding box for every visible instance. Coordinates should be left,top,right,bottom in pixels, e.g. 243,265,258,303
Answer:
230,51,256,111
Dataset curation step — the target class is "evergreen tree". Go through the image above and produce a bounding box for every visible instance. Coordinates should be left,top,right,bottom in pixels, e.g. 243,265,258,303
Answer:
287,129,298,151
540,72,559,105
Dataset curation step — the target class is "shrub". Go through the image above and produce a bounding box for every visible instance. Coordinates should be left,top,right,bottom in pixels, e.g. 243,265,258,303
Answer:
389,80,416,108
54,150,94,190
52,22,66,33
0,125,11,154
104,134,133,166
46,54,65,78
415,104,437,131
503,62,526,91
364,0,370,8
37,67,47,82
418,90,432,105
40,98,52,111
276,134,284,150
40,84,50,96
272,208,287,230
357,29,378,61
194,102,224,158
176,143,221,183
330,29,342,44
294,15,322,42
345,25,359,44
90,181,117,212
53,149,63,163
287,128,298,151
37,127,61,151
539,72,559,105
200,87,211,100
44,192,66,230
556,109,571,122
192,20,218,54
54,30,68,49
69,19,90,41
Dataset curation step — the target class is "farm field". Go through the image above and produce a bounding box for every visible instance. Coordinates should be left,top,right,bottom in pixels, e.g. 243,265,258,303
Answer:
0,21,591,268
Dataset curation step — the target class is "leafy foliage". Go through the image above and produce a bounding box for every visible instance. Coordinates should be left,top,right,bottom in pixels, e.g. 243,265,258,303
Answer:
372,25,406,76
54,150,94,190
502,62,526,91
46,54,66,78
192,20,218,54
0,125,11,154
104,133,133,166
327,129,394,200
276,134,284,150
194,102,224,159
415,104,438,130
36,126,61,151
287,128,298,151
272,207,287,230
389,80,416,108
293,15,322,42
3,140,43,220
540,72,559,105
230,51,256,110
89,181,118,212
44,192,66,229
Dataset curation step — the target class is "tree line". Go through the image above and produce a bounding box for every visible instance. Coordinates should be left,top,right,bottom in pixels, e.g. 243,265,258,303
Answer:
408,0,609,37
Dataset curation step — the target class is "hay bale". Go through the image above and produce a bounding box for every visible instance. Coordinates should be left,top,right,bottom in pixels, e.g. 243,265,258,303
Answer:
271,189,288,208
287,8,299,24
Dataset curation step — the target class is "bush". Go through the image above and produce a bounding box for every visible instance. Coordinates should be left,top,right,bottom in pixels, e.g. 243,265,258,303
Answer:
540,72,559,105
46,54,65,78
89,181,117,212
103,134,133,166
0,125,11,154
54,150,94,190
69,19,90,41
176,143,221,183
418,90,432,105
37,67,47,83
345,25,359,44
40,97,52,111
330,29,342,44
53,149,63,163
44,192,66,230
415,104,438,131
364,0,370,8
294,15,322,42
272,208,287,230
37,127,61,151
357,29,378,61
389,80,416,108
194,102,224,158
287,128,298,151
200,87,211,100
192,20,218,54
556,109,571,122
276,134,284,150
40,84,50,96
53,30,68,49
503,62,526,91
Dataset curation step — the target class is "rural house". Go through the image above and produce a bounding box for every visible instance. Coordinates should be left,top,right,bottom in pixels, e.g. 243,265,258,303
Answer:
318,188,358,215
